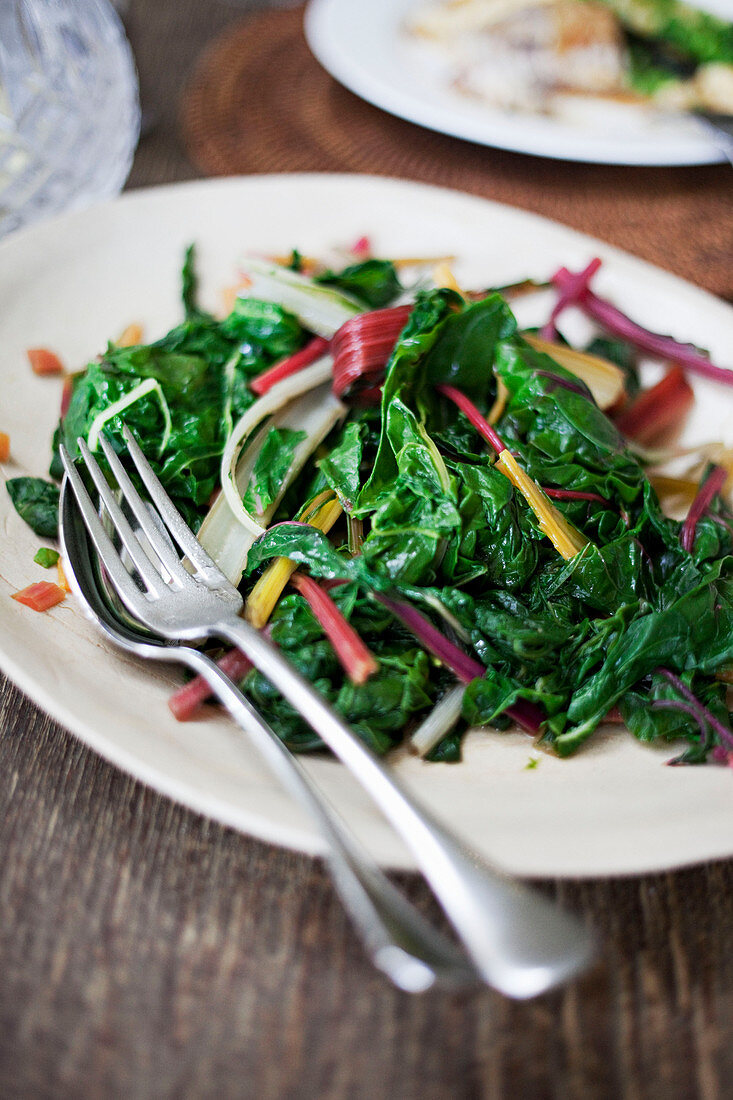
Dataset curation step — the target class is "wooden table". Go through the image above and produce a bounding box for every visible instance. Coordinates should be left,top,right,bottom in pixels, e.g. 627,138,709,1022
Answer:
2,3,732,1096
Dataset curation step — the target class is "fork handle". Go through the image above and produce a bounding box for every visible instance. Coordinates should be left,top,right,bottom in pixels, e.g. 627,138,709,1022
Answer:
173,645,478,993
215,616,595,999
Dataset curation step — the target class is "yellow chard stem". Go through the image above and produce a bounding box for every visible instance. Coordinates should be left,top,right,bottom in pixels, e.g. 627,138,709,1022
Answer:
496,450,589,560
522,333,625,411
245,494,343,629
432,261,463,295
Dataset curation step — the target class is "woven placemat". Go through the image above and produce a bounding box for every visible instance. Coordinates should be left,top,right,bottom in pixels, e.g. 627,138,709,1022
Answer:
181,5,732,300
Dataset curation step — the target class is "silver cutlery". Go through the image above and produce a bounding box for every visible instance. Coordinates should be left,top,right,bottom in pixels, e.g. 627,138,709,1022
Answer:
59,477,477,994
60,425,596,998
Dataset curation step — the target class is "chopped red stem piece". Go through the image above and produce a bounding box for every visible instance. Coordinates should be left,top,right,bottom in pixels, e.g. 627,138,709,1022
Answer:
60,375,74,418
540,257,602,341
543,487,607,503
168,648,253,721
680,465,728,553
614,365,694,445
550,266,733,386
332,304,413,397
350,235,371,258
290,572,377,685
250,336,330,396
27,347,64,375
436,384,505,456
12,581,66,611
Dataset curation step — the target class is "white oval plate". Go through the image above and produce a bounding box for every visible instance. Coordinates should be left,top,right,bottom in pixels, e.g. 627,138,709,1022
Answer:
1,174,732,878
304,0,726,166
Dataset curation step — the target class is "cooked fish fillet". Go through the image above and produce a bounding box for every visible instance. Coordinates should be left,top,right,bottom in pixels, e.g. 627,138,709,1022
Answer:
412,0,627,111
407,0,733,116
409,0,558,35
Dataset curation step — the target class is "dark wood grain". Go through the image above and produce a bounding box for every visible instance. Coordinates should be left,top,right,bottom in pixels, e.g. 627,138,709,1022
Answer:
2,2,733,1097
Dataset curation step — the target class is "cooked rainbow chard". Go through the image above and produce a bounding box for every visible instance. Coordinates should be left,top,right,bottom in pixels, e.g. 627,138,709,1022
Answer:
32,243,733,766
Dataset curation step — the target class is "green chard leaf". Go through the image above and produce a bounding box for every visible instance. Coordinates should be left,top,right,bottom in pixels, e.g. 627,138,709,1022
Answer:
181,243,206,320
318,420,366,511
316,259,403,309
40,240,733,764
242,426,307,516
58,285,307,530
7,477,60,539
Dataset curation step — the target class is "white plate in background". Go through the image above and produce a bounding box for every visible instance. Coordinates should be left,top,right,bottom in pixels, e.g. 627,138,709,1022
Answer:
305,0,727,166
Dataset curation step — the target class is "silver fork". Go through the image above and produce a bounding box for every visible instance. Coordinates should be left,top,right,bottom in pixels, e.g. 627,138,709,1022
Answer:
60,426,596,999
59,477,477,993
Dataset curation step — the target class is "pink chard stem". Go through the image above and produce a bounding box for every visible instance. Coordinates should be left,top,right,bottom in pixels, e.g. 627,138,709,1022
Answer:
291,572,378,686
376,593,543,735
549,263,733,386
680,465,728,553
656,668,733,751
436,384,505,455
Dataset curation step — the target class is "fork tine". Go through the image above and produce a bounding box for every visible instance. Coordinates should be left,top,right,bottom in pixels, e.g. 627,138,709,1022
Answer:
121,425,227,581
75,437,168,596
60,447,155,611
97,433,192,587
